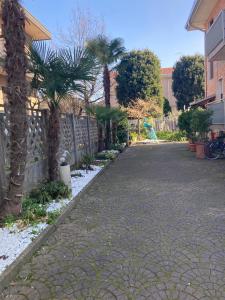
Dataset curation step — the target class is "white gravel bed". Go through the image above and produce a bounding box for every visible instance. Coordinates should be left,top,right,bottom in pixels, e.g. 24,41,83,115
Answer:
0,165,103,275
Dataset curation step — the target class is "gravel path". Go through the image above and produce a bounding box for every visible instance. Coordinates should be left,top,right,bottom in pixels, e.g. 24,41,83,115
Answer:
2,143,225,299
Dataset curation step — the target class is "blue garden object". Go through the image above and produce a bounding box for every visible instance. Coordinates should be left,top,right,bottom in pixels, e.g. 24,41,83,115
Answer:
143,118,158,141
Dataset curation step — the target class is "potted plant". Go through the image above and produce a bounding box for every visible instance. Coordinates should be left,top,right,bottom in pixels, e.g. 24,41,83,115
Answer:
178,110,196,151
191,108,213,159
59,151,72,189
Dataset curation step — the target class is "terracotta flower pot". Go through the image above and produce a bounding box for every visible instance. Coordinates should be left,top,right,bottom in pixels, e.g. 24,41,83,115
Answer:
195,142,205,159
189,143,196,152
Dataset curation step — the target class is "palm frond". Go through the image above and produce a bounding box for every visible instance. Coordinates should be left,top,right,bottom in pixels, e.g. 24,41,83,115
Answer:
86,35,125,66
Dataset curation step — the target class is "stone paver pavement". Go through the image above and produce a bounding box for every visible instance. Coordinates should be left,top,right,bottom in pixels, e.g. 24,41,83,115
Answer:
2,143,225,299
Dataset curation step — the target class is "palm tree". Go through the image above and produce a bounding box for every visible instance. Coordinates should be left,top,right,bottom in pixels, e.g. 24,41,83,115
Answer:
0,0,28,218
29,43,96,181
87,35,125,149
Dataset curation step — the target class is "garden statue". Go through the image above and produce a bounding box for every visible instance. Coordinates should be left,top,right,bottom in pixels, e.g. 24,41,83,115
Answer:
143,118,158,142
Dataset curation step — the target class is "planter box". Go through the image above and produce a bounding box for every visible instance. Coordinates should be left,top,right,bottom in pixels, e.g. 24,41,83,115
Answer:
196,142,205,159
189,143,196,152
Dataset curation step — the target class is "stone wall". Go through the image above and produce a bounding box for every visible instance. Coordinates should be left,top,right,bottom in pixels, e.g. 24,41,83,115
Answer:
0,109,98,204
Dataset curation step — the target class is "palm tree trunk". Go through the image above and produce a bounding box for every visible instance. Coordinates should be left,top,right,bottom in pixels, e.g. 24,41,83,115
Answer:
84,96,91,155
48,104,60,181
103,64,111,149
112,122,117,144
0,0,28,217
98,123,104,152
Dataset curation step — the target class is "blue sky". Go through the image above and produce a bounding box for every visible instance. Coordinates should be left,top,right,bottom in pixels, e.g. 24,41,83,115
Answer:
22,0,204,68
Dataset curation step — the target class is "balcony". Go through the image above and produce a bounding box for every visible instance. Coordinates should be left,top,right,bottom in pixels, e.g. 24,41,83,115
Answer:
205,10,225,61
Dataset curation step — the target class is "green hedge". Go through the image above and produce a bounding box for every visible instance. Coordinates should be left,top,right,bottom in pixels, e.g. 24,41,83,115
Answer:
156,131,187,142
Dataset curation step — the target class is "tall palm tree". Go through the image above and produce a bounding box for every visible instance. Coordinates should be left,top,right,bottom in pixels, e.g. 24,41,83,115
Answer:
29,43,96,181
87,35,125,149
0,0,28,218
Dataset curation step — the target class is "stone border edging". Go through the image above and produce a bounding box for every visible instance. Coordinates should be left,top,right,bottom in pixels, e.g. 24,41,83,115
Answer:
0,156,118,293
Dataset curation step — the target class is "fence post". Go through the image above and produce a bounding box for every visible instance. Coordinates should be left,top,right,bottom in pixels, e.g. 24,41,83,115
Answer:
0,115,7,205
71,114,78,166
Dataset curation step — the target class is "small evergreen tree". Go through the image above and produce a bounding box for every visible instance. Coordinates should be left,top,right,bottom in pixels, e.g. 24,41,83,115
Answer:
163,98,172,116
116,50,163,108
172,55,205,110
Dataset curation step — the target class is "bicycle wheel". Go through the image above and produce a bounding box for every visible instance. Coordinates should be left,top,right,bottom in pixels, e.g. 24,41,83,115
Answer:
205,142,222,160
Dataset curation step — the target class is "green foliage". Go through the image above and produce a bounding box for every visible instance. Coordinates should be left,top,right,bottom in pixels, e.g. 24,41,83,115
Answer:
96,150,118,160
87,106,126,125
82,154,94,171
178,110,195,139
190,108,213,141
163,98,172,116
87,35,125,66
117,117,129,143
116,50,163,107
47,211,61,225
21,198,47,225
130,132,138,142
30,181,71,204
109,143,126,152
2,181,71,227
29,43,97,107
172,55,205,110
3,214,17,227
156,131,187,142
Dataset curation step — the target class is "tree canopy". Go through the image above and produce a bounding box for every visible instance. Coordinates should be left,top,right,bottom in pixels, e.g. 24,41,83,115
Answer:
116,50,163,107
172,55,205,110
163,98,172,116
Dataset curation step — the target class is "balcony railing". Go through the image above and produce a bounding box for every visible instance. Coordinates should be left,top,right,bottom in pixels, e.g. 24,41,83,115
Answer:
205,10,225,60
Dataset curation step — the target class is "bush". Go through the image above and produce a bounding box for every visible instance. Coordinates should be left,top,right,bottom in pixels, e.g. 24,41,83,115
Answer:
156,131,187,142
21,198,47,225
191,108,213,141
81,154,94,171
30,181,71,204
109,143,126,152
130,132,138,142
117,118,129,143
178,110,195,139
2,181,72,227
96,150,119,160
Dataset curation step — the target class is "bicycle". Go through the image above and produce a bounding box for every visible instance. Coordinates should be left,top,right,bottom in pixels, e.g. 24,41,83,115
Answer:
205,136,225,160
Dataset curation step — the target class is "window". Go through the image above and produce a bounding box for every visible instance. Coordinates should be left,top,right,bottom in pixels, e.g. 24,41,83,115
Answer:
209,61,214,80
217,78,223,100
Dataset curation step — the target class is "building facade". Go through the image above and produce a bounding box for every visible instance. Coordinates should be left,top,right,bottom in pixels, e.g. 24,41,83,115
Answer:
186,0,225,132
0,5,51,110
160,68,177,113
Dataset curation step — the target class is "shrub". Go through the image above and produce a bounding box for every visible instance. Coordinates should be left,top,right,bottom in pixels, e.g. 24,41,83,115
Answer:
47,211,61,225
117,118,129,143
21,198,47,225
130,132,138,142
178,110,195,139
30,181,71,204
96,150,118,160
156,131,187,142
109,143,126,152
191,108,213,141
81,154,94,171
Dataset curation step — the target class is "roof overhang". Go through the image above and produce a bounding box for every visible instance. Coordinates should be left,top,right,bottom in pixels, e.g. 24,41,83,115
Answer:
186,0,218,31
0,3,51,41
190,94,216,107
24,8,51,41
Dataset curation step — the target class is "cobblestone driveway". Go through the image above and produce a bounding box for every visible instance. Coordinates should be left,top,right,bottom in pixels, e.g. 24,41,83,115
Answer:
2,143,225,299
